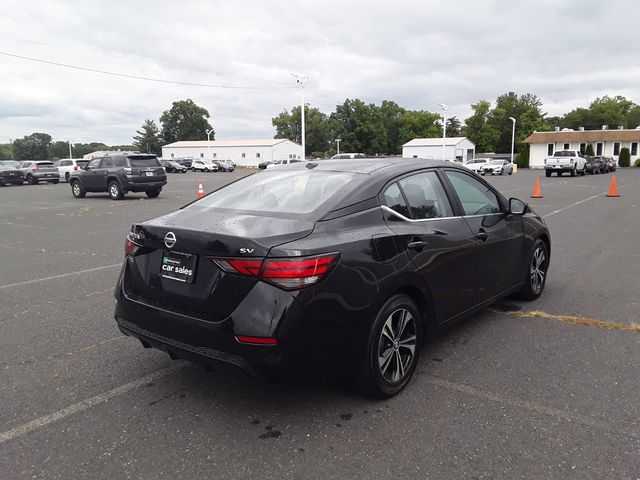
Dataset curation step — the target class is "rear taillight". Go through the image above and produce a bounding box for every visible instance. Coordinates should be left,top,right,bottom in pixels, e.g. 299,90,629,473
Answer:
124,232,142,256
570,159,574,164
235,336,278,346
74,165,78,170
212,253,339,290
34,165,40,172
124,167,132,175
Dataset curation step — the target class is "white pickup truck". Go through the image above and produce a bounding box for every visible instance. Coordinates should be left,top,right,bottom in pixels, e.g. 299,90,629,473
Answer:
544,150,587,177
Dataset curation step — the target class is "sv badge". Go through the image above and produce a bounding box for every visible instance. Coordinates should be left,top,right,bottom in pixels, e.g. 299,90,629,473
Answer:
240,248,255,254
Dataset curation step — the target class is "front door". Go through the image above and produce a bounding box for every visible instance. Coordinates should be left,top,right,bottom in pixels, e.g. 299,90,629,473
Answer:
443,170,525,301
382,171,478,324
82,158,103,191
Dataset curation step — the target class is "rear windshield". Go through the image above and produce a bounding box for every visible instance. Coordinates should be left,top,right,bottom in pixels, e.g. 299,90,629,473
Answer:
553,151,575,157
128,157,160,168
192,170,356,215
37,162,55,166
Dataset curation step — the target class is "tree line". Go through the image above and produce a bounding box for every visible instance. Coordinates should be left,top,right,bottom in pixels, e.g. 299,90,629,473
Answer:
2,94,638,161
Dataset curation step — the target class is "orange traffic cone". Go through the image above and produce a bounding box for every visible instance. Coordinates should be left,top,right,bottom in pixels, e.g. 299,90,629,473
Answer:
197,183,205,199
531,176,543,198
606,175,620,197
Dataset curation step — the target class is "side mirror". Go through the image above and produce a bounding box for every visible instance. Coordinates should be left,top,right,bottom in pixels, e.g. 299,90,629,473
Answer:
509,198,527,215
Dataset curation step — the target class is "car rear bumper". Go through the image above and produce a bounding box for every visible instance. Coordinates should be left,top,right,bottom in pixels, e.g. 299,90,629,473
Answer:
544,165,572,172
122,179,167,192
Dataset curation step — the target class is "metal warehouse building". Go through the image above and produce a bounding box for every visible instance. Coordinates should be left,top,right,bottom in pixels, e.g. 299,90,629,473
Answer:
523,127,640,168
161,139,302,167
402,137,476,163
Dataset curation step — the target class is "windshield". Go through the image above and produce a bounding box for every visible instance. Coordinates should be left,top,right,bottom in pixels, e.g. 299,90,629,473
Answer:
191,170,356,215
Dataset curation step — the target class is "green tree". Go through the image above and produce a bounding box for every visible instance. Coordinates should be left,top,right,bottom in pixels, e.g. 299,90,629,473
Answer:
49,141,71,159
446,116,462,137
378,100,406,154
272,105,331,155
462,100,500,152
397,110,441,146
487,92,548,153
585,144,595,156
330,99,388,154
160,99,213,144
618,147,631,167
133,119,162,155
516,144,530,168
626,107,640,129
0,144,13,160
12,133,52,160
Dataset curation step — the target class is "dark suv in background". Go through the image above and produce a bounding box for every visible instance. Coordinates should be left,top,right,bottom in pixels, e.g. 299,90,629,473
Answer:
70,154,166,200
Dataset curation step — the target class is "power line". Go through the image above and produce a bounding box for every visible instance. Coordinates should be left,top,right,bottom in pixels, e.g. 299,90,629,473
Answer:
0,50,297,90
0,36,291,85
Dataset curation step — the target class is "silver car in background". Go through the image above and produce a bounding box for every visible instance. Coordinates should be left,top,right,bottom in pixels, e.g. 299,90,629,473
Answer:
480,159,513,176
18,161,60,184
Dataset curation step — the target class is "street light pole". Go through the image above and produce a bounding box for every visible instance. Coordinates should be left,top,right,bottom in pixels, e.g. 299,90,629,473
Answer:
509,117,516,164
292,74,307,159
335,138,341,155
206,129,214,160
438,103,448,161
67,141,73,159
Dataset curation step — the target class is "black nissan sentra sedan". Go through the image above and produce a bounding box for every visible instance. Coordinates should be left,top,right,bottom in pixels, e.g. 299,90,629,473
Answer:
114,159,550,397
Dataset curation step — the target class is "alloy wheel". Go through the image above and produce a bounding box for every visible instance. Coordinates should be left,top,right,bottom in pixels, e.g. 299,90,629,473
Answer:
72,183,80,196
530,247,546,294
377,308,417,383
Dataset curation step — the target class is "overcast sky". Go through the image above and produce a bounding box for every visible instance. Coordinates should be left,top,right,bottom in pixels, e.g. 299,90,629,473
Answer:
1,0,639,145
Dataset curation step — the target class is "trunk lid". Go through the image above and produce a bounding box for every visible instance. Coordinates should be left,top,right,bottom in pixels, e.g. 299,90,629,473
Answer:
122,209,315,321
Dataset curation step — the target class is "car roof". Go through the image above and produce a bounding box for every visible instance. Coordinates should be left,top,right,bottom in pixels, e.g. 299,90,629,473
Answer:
275,157,457,175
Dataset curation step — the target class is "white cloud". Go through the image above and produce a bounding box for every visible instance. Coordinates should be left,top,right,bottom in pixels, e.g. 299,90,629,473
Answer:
0,0,638,144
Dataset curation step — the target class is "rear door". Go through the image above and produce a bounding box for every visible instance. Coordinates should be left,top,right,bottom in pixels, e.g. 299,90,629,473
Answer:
443,169,524,301
382,170,478,323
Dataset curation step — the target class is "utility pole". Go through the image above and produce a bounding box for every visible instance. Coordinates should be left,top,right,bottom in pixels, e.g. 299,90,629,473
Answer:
439,103,448,161
335,138,341,155
509,117,516,164
206,129,215,160
292,74,307,159
67,141,73,159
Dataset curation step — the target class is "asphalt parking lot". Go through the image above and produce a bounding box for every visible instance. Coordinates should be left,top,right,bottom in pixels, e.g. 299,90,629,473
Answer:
1,167,639,479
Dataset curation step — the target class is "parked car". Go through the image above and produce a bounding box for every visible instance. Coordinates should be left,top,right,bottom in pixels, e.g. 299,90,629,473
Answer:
212,160,235,172
258,160,274,169
266,159,303,169
480,159,513,176
114,158,550,397
605,156,616,172
331,153,366,159
585,156,606,174
18,161,60,184
69,154,166,200
0,161,25,186
191,159,218,172
55,159,90,182
544,150,587,177
161,160,188,173
174,158,193,169
464,158,489,173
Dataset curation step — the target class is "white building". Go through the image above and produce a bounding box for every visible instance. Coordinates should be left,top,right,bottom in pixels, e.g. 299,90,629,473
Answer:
161,139,302,167
402,137,476,162
523,128,640,168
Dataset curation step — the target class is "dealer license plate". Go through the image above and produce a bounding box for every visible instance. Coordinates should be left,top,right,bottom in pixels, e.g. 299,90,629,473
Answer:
160,251,197,283
145,171,154,176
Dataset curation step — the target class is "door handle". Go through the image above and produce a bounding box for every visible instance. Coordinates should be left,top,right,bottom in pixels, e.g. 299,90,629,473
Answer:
407,240,429,251
475,229,488,241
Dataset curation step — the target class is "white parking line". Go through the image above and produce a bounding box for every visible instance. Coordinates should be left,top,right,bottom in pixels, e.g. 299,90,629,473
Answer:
0,364,186,444
543,191,606,218
0,263,121,290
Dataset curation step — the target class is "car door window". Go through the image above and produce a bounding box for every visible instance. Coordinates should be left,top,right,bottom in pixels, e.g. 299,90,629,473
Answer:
87,159,101,169
382,182,410,218
397,172,453,219
100,157,115,168
446,171,500,216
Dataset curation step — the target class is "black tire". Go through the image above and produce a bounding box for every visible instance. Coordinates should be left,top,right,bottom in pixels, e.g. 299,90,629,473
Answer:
108,180,124,200
26,175,37,185
51,180,59,184
355,294,422,398
545,170,552,177
65,172,70,181
71,180,86,198
145,189,161,198
514,238,549,301
570,167,576,177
